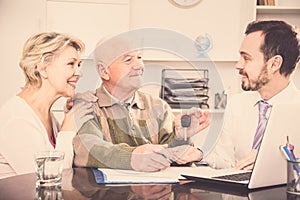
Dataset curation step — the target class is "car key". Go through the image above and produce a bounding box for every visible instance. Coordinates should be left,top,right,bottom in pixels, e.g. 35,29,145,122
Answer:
181,114,191,141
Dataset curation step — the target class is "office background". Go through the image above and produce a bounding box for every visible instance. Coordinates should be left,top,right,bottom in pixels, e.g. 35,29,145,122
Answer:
1,0,299,147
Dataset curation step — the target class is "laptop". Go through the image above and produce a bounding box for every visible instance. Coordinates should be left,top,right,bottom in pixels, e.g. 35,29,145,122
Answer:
182,103,300,190
181,179,286,198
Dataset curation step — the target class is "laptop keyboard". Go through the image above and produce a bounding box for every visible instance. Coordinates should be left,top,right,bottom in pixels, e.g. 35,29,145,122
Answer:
212,172,252,181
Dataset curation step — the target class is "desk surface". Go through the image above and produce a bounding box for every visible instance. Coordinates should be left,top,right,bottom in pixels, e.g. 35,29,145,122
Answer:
0,167,296,200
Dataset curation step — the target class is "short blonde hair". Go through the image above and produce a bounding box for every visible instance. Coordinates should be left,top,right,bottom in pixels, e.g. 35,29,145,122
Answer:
19,32,85,88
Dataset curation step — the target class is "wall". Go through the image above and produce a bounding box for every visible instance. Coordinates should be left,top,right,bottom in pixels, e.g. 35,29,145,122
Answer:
129,0,252,61
0,0,44,105
1,0,300,107
46,0,130,57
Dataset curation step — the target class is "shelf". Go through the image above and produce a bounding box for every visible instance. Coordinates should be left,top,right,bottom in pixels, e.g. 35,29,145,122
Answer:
256,6,300,14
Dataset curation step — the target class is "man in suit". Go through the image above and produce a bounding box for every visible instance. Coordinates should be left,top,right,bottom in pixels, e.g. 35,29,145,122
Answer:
204,20,300,170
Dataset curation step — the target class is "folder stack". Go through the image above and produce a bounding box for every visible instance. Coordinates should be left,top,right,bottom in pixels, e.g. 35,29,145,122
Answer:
160,69,209,109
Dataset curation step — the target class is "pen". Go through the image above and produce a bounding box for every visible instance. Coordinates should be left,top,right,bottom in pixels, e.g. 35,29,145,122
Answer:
141,135,151,144
140,135,173,163
154,151,173,164
287,136,296,160
282,136,300,191
280,145,300,173
280,138,300,174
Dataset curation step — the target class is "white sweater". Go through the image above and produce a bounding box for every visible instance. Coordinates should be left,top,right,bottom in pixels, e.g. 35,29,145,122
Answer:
0,96,75,179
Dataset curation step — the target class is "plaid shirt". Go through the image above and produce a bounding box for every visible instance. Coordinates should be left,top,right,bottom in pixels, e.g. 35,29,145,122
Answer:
73,85,190,169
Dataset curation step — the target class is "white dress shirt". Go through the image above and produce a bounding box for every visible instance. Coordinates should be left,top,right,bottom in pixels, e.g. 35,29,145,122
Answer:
0,96,75,179
204,81,300,169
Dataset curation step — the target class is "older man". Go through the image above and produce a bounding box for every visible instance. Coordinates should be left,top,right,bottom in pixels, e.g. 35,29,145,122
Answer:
73,37,210,172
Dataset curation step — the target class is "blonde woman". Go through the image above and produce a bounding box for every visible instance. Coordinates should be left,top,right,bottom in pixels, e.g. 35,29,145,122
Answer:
0,32,94,178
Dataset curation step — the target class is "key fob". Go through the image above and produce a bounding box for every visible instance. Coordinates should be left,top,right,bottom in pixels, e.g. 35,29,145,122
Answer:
181,114,191,127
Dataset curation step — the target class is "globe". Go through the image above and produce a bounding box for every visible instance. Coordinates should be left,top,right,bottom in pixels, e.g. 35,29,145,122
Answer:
194,34,212,54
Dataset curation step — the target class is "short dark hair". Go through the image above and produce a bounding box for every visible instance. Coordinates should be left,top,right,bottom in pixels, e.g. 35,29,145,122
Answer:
245,20,300,76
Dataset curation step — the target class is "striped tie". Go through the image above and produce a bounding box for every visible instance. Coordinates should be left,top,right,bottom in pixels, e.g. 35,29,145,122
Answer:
252,100,272,149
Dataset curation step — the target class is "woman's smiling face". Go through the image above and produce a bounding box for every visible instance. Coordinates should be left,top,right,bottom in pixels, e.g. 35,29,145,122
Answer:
43,46,82,98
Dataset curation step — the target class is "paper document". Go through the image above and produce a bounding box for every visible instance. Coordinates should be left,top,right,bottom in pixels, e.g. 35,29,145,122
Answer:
92,167,192,184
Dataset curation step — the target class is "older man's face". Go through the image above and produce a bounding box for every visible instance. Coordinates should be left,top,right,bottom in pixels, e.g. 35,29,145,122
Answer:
105,50,144,93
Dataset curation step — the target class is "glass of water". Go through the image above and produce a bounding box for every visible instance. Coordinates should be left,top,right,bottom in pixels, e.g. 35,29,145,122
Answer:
35,151,65,188
35,185,64,200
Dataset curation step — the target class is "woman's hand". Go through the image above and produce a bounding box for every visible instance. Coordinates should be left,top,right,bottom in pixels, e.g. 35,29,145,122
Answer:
65,90,98,112
61,101,94,132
